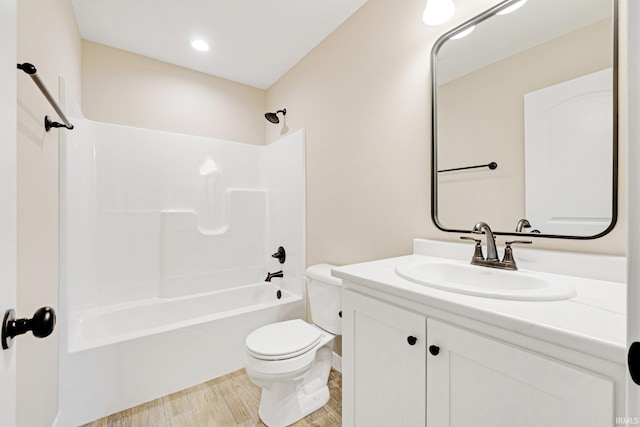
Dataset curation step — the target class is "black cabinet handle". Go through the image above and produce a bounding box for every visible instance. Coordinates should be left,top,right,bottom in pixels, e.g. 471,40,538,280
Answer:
429,345,440,356
2,307,56,350
407,336,417,346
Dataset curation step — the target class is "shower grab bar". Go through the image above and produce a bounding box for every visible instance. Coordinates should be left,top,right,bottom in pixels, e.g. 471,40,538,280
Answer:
17,63,74,131
438,161,497,173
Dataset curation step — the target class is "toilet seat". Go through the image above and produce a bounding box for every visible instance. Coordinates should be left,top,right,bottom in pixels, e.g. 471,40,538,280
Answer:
246,319,322,361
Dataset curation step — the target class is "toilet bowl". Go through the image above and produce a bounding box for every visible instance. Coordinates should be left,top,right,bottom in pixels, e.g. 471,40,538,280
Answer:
245,264,342,427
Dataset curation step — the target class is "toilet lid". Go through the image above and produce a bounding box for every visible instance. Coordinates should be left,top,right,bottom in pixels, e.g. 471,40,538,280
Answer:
246,319,322,360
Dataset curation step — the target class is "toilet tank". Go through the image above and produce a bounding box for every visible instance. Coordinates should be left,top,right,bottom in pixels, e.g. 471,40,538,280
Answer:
306,264,342,335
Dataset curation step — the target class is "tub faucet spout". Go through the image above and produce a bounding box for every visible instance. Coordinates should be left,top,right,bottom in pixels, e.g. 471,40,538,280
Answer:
265,270,283,282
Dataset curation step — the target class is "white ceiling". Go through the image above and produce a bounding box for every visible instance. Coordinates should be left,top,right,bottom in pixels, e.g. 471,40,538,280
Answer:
71,0,369,90
437,0,613,83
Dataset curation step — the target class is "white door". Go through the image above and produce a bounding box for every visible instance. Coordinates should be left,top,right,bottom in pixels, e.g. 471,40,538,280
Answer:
627,0,640,419
427,319,614,426
0,0,18,425
342,290,426,427
524,68,613,236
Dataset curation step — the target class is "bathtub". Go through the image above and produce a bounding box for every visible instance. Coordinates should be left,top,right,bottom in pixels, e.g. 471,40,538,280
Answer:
58,117,307,426
58,282,304,427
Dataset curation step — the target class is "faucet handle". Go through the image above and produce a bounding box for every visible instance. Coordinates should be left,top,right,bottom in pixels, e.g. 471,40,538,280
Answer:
460,236,484,262
460,236,482,244
501,240,532,270
504,240,532,247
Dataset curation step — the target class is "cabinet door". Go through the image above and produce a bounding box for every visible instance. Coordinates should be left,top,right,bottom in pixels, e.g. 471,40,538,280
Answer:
427,319,614,427
343,290,426,427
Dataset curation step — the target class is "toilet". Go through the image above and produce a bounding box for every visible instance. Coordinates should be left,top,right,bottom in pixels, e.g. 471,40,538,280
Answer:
245,264,342,427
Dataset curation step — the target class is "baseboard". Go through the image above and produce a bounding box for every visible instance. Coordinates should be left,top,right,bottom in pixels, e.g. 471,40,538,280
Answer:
332,351,342,373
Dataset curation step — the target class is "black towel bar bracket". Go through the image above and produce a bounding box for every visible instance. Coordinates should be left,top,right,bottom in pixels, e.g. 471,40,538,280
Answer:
438,162,498,173
17,62,74,132
44,116,69,132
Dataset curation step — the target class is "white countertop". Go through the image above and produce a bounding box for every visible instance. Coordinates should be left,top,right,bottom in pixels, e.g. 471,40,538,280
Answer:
332,240,626,365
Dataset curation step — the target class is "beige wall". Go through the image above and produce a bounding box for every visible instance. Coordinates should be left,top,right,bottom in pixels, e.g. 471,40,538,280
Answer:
266,0,436,265
438,19,612,232
267,0,627,264
82,41,266,145
16,0,81,426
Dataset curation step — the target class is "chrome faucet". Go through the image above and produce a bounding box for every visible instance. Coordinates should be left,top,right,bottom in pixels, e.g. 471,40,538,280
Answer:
460,222,532,270
515,218,531,232
515,218,541,234
472,222,499,261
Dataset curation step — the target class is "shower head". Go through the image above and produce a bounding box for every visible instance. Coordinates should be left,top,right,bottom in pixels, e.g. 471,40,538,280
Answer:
265,109,286,124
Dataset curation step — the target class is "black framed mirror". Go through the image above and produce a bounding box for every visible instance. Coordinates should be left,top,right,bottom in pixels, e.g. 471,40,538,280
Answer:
431,0,618,239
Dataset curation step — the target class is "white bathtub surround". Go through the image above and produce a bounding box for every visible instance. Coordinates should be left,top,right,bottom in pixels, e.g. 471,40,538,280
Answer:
62,119,305,307
58,116,305,426
334,239,626,425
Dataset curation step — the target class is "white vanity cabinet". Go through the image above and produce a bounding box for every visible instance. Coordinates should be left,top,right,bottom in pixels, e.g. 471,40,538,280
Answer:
342,290,426,427
342,288,619,427
427,319,614,427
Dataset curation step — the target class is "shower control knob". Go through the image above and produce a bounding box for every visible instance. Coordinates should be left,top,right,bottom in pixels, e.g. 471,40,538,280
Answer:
407,336,418,346
2,306,56,350
271,246,286,264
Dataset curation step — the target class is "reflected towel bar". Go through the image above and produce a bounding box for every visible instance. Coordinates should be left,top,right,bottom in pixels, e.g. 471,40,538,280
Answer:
438,162,497,173
17,63,74,131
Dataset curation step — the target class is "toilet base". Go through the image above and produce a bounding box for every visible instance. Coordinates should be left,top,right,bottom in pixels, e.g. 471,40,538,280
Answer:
258,381,330,427
255,345,332,427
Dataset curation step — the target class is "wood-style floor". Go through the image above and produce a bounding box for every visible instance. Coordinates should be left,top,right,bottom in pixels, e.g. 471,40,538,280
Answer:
83,368,342,427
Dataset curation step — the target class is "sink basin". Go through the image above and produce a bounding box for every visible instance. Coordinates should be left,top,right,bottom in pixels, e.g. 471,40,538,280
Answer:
394,260,577,301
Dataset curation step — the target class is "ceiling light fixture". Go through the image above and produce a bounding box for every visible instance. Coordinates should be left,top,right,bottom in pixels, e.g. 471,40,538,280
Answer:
497,0,528,15
450,25,475,40
191,39,210,52
422,0,456,26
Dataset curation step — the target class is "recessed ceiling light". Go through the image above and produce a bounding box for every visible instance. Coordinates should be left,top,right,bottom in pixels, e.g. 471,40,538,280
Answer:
191,39,210,52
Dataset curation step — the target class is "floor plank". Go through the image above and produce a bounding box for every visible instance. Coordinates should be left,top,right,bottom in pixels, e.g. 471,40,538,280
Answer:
83,369,342,427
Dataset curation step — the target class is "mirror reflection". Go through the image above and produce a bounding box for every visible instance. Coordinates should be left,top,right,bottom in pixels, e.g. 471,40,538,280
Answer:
431,0,617,238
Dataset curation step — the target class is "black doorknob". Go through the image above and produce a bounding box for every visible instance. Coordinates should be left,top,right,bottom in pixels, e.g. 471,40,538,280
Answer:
629,342,640,385
407,336,418,346
429,345,440,356
2,306,56,350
